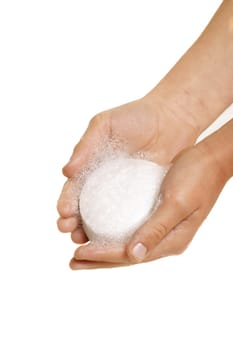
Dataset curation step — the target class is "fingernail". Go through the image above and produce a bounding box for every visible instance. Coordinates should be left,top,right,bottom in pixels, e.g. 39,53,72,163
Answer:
131,243,147,262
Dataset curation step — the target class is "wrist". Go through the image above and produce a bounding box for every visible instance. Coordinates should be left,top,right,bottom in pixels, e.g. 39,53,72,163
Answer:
197,119,233,182
145,57,231,136
145,83,206,137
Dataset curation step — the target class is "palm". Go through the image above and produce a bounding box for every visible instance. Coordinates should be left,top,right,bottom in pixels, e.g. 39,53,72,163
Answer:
103,98,198,164
57,97,199,249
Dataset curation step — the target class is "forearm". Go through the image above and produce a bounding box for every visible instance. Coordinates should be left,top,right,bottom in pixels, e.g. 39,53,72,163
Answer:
147,0,233,134
198,118,233,181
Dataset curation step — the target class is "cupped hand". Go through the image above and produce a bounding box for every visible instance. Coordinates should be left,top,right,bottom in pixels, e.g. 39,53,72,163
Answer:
57,96,199,245
58,95,198,252
70,142,227,269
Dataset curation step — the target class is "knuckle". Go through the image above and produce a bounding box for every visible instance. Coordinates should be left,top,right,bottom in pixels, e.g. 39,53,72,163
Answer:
89,112,107,127
57,218,65,232
150,222,168,243
172,194,185,208
174,246,187,256
172,241,188,256
165,192,188,216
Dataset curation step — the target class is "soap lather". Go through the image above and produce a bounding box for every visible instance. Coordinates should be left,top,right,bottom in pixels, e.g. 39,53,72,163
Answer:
79,157,166,244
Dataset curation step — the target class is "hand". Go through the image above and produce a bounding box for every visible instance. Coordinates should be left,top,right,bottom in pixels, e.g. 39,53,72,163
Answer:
57,0,233,269
57,96,199,245
70,142,227,269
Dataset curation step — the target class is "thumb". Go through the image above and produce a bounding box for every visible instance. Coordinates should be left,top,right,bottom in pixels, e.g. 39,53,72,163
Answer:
127,196,190,263
63,113,111,178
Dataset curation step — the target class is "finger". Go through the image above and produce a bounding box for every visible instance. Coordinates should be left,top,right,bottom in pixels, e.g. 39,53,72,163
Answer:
63,114,111,178
57,179,79,217
71,228,88,244
74,243,128,263
145,209,201,261
127,196,195,263
70,258,128,270
57,216,80,233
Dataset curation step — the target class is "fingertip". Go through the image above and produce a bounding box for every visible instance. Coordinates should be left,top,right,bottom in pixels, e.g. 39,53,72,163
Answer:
57,217,65,232
71,229,88,244
69,258,97,270
57,216,80,233
73,245,87,260
69,258,78,270
70,257,90,270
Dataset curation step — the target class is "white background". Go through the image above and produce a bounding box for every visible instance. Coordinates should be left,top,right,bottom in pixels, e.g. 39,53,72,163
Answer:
0,1,232,349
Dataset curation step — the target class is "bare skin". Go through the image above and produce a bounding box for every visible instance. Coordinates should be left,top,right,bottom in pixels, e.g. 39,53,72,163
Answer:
70,119,233,269
57,1,233,269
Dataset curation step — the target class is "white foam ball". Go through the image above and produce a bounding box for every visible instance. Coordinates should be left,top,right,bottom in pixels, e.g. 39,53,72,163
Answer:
79,157,166,244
